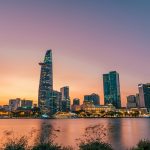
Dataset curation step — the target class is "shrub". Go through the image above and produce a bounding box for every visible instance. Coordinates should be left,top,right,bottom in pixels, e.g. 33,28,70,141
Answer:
32,143,61,150
79,141,113,150
3,136,28,150
131,139,150,150
77,124,114,150
32,122,60,150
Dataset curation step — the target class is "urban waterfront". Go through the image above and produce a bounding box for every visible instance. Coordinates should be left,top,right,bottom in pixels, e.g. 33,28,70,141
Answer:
1,1,150,149
0,118,150,150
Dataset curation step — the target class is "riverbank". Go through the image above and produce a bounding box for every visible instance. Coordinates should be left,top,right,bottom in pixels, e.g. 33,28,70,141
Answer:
0,116,150,119
1,131,150,150
0,119,150,149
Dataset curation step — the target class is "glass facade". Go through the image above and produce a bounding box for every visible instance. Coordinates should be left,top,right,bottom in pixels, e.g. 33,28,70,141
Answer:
60,86,70,112
103,71,121,108
84,93,100,105
138,83,150,111
46,90,61,114
38,50,53,113
127,95,137,108
73,98,80,105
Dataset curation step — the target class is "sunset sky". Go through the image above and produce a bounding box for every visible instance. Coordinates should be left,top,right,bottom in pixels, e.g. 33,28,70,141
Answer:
0,0,150,106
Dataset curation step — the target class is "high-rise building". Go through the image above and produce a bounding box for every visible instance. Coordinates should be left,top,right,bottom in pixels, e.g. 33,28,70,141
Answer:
60,86,70,112
53,90,62,113
103,71,121,108
45,90,62,114
60,86,69,100
138,83,150,111
21,100,33,108
38,50,53,113
84,93,100,105
126,95,137,108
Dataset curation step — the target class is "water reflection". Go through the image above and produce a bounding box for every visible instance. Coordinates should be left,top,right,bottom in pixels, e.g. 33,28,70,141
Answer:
0,119,150,150
119,119,150,149
37,120,53,144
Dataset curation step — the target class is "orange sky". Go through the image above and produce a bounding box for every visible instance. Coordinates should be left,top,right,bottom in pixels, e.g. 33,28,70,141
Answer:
0,48,139,106
0,1,150,106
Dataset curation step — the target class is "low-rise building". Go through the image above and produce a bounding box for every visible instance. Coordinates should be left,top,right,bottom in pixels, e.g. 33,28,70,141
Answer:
71,98,81,112
81,101,115,113
127,95,137,108
84,93,100,105
21,100,33,108
9,98,21,111
3,105,9,111
71,105,81,112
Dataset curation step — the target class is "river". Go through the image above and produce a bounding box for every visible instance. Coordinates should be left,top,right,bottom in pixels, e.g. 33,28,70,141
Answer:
0,118,150,150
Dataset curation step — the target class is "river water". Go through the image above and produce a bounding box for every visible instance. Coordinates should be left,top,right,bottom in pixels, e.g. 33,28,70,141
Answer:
0,118,150,150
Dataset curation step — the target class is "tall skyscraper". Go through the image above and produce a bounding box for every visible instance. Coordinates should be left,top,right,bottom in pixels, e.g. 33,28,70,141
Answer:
38,50,53,113
60,86,70,112
138,83,150,111
103,71,121,108
84,93,100,105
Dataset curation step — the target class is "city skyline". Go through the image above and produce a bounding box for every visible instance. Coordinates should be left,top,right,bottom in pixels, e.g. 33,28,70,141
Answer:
0,48,149,107
1,1,150,106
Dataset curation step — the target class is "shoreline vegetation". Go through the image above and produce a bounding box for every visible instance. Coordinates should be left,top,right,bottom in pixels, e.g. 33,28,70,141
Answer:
2,138,150,150
1,123,150,150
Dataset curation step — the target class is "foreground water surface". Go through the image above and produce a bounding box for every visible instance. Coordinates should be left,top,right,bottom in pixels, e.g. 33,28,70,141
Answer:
0,118,150,150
